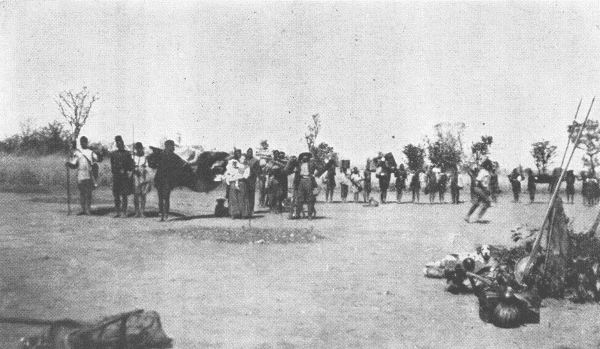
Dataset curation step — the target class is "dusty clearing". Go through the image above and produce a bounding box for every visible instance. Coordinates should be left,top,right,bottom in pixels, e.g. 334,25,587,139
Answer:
1,188,599,349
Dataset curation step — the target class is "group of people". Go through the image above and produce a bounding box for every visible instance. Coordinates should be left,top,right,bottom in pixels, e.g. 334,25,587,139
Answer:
318,157,468,206
67,136,598,225
67,135,152,217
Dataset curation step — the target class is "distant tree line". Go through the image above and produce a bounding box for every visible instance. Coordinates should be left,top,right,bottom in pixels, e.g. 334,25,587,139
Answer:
0,120,72,156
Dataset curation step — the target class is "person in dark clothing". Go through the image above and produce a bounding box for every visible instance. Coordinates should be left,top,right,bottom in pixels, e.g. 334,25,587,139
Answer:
245,148,261,214
426,167,437,204
267,150,287,213
258,164,268,208
395,164,407,203
154,139,187,221
449,168,462,204
526,168,537,203
110,135,134,218
438,171,447,203
324,159,337,203
363,169,372,203
291,152,319,219
489,168,499,204
508,168,523,203
410,170,421,203
566,170,576,204
377,158,391,204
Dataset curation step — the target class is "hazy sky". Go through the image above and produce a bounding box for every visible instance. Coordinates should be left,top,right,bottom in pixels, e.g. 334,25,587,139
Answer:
2,1,600,169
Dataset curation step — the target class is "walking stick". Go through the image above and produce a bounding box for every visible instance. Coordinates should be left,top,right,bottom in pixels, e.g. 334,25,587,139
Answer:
66,140,75,215
67,165,71,215
523,97,595,279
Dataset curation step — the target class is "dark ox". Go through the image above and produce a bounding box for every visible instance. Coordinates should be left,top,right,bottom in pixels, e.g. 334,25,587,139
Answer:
534,167,562,193
147,147,229,221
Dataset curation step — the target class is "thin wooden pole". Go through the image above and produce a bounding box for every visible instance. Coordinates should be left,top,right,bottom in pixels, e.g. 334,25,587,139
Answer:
67,165,71,215
558,98,582,170
524,97,595,279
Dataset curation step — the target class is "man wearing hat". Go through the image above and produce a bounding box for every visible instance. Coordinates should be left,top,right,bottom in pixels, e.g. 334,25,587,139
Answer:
110,135,134,218
291,152,319,219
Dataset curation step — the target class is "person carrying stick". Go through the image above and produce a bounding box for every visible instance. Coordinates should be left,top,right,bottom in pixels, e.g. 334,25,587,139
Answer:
65,136,98,215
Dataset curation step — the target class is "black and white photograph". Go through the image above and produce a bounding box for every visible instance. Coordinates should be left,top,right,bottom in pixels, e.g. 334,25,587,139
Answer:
2,1,600,348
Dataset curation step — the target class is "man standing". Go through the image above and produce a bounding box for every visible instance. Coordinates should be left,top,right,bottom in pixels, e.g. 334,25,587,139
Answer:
154,139,187,222
363,169,372,203
245,148,261,214
110,135,134,218
292,152,317,220
450,167,463,204
267,150,285,212
376,157,391,204
66,136,98,215
324,159,337,202
464,159,493,223
394,164,407,204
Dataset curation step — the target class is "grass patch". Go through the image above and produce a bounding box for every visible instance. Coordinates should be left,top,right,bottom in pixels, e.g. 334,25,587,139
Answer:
151,226,325,244
0,184,50,194
0,154,113,189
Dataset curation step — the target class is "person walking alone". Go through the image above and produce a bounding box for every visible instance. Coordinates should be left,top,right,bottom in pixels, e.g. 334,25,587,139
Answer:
464,159,493,223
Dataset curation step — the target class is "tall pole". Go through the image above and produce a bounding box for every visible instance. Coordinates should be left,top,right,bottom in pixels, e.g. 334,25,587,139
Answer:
553,98,582,193
66,164,71,215
558,98,582,170
524,97,595,279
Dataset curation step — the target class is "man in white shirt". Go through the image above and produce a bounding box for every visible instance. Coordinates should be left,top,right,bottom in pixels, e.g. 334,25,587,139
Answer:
66,136,99,215
464,159,493,223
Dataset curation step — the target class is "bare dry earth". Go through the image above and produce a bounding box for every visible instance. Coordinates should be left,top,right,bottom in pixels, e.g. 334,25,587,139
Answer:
0,187,599,349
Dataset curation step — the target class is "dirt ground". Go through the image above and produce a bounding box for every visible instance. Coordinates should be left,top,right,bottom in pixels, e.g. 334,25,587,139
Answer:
1,187,600,349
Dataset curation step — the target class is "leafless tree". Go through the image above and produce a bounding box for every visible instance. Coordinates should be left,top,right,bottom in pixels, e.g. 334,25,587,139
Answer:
56,86,98,143
305,113,321,155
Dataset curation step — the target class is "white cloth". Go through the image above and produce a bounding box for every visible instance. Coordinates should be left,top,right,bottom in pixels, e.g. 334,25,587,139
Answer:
337,171,351,186
225,159,249,184
419,172,427,187
350,172,363,192
133,154,152,192
68,148,98,182
476,168,491,189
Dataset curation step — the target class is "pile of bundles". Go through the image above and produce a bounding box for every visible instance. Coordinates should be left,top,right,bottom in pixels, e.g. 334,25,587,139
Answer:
424,198,600,328
13,309,172,349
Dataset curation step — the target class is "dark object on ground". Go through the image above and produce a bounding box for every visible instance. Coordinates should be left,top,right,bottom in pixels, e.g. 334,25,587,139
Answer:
214,198,229,217
14,309,172,349
469,273,541,328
